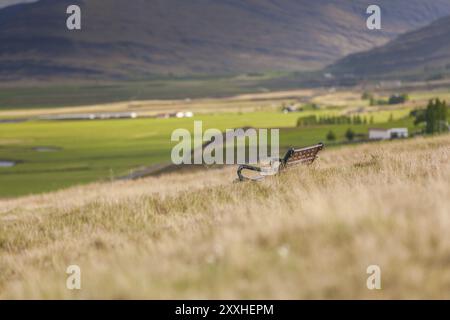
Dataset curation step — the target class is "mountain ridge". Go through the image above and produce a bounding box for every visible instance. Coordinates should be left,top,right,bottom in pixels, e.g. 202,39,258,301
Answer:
2,0,450,81
328,14,450,80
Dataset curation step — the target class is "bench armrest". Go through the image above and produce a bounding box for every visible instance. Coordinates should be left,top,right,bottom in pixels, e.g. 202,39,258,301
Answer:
237,164,262,181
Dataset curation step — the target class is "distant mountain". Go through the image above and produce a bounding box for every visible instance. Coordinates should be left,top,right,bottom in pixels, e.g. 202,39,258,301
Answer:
328,15,450,80
0,0,38,10
2,0,450,81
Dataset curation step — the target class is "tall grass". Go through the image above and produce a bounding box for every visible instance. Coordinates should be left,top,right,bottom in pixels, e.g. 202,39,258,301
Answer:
0,135,449,299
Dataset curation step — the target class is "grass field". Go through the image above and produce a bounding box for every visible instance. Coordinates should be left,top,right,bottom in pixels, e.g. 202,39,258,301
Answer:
0,108,415,197
2,84,448,198
1,134,449,299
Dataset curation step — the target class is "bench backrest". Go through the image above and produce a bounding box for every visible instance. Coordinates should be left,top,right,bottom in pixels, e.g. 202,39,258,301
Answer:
281,143,324,168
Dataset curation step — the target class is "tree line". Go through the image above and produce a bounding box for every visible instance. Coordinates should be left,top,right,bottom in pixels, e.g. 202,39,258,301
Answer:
412,99,449,134
297,115,375,127
362,92,409,106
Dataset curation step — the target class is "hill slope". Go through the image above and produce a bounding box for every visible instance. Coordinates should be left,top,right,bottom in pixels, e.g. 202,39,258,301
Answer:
2,0,450,80
1,135,449,298
329,15,450,80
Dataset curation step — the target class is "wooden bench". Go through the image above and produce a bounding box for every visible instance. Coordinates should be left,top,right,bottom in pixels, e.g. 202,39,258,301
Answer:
237,143,324,181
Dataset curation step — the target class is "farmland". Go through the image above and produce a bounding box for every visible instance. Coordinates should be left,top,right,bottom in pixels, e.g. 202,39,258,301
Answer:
1,85,449,197
0,114,413,197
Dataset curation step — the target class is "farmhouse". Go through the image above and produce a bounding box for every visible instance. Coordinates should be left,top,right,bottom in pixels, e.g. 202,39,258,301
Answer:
369,128,408,140
282,105,299,113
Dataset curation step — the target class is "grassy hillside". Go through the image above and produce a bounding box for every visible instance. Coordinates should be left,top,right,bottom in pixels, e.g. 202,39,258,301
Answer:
2,0,450,81
1,134,449,299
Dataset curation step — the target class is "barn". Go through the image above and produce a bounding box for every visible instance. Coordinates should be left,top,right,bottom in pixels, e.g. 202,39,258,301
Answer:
369,128,408,140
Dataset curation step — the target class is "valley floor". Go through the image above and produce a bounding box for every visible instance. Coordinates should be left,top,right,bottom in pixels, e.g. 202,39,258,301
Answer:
0,135,449,299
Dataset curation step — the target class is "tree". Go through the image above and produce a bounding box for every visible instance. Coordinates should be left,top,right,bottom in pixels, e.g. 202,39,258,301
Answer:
425,99,448,134
411,110,424,125
362,92,373,100
388,113,394,122
413,99,448,134
345,128,355,141
326,130,336,142
352,115,362,125
297,115,317,127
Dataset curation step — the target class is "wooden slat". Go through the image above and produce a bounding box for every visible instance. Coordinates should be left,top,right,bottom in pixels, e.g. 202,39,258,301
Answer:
284,143,323,168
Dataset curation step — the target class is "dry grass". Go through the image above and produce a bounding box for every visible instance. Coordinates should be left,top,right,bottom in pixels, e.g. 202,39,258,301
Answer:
0,135,449,299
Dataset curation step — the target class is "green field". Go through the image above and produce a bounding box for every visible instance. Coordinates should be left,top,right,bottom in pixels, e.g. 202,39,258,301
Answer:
0,108,416,198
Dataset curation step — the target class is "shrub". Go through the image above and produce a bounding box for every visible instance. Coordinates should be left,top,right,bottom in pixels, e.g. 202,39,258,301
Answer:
388,94,409,105
345,128,355,141
326,130,336,142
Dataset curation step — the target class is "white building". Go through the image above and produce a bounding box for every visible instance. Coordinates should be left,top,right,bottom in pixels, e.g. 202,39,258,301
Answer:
39,112,138,121
369,128,408,140
175,111,194,118
282,105,298,114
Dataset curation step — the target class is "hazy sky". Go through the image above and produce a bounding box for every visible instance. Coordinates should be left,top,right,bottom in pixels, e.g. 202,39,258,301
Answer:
0,0,39,10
